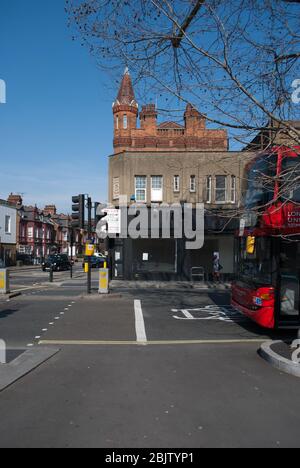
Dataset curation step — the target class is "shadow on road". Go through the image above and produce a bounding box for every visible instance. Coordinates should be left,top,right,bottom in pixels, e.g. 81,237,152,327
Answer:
0,309,19,320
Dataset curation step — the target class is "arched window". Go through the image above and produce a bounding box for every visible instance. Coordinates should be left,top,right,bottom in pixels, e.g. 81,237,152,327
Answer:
116,116,119,130
123,115,128,129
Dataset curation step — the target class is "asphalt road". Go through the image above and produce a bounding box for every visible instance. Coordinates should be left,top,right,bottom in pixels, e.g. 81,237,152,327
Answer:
0,274,299,448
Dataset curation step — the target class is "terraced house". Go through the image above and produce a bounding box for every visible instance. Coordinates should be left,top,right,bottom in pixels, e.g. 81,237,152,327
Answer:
0,199,17,266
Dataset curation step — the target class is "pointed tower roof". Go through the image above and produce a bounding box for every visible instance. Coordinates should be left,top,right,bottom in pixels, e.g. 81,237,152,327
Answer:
115,68,138,107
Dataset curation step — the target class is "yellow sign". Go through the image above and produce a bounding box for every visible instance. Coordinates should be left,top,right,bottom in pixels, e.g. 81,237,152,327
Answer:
0,272,5,290
246,236,256,255
85,243,95,257
100,272,108,290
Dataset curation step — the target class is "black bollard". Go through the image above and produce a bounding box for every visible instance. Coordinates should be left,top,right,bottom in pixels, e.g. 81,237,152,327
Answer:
49,266,53,283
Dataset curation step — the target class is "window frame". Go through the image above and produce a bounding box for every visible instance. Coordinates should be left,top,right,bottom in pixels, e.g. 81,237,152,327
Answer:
206,176,212,203
5,215,11,234
135,176,147,203
174,175,180,193
190,175,196,193
231,175,237,204
215,175,227,204
151,176,163,202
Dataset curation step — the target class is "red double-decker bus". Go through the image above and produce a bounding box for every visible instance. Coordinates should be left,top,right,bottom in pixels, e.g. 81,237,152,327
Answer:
232,146,300,329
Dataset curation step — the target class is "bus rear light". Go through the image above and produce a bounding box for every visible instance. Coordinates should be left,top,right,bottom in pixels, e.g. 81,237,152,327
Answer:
253,289,275,306
260,293,273,300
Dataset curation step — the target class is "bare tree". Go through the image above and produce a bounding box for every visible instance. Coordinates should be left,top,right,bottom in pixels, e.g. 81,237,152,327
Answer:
66,0,300,145
65,0,300,232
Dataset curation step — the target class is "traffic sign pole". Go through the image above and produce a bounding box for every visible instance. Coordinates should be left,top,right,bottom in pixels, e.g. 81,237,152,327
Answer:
87,197,92,295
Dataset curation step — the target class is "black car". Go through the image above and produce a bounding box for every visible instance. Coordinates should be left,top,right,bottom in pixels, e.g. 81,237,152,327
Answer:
82,255,107,269
16,253,34,266
42,254,72,272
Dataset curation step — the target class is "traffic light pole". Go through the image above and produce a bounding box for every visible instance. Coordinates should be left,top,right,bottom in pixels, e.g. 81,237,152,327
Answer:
87,197,92,295
70,228,74,279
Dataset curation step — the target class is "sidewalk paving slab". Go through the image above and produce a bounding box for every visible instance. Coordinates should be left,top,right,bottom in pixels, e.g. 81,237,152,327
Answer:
0,347,60,392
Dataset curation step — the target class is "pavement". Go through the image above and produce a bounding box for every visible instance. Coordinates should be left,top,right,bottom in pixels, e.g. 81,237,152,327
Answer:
0,269,299,447
110,280,231,291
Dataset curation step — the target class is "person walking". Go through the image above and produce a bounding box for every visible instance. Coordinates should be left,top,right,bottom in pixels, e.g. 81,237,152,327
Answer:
213,254,222,282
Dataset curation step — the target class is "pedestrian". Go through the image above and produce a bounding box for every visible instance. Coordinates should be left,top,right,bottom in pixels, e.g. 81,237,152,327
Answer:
213,254,222,282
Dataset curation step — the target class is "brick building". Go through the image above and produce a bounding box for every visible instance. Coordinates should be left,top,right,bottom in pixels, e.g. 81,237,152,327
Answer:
7,195,56,261
113,68,228,153
108,70,254,281
7,195,83,261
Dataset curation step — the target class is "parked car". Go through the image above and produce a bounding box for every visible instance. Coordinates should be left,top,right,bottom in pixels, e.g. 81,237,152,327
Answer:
42,254,72,272
16,254,34,266
82,255,107,269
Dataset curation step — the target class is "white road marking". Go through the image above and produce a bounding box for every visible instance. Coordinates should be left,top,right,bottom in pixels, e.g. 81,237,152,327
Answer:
134,300,147,344
172,305,247,323
42,329,48,332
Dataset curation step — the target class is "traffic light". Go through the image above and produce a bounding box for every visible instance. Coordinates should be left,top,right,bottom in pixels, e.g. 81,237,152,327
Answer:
72,194,85,229
94,202,105,229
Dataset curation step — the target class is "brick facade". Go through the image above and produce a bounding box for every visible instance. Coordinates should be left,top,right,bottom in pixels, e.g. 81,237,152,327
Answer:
113,70,228,153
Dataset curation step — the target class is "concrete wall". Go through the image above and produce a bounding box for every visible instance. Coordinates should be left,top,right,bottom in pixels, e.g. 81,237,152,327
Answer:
109,150,255,208
0,203,17,245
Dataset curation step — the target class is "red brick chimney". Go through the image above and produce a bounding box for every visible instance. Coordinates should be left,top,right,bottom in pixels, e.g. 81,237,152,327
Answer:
44,205,57,216
7,193,23,206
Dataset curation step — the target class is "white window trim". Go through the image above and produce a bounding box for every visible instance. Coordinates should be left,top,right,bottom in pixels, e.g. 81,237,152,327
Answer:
135,176,147,203
231,175,237,204
5,215,11,234
174,175,180,193
206,176,212,204
215,175,228,204
151,176,163,202
123,114,128,130
190,175,196,193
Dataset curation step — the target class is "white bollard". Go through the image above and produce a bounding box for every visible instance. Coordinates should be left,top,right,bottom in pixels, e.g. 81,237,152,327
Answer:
0,340,6,364
0,269,10,294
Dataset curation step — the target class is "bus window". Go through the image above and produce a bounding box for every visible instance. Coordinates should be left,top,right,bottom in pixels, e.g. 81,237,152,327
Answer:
238,237,274,286
281,157,300,203
244,155,277,209
280,241,300,318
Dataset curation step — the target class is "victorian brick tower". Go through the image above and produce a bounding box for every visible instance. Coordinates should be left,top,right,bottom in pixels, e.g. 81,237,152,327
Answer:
112,69,228,153
113,68,139,152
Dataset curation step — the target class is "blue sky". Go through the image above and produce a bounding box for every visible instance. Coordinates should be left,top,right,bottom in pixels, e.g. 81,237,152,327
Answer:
0,0,115,213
